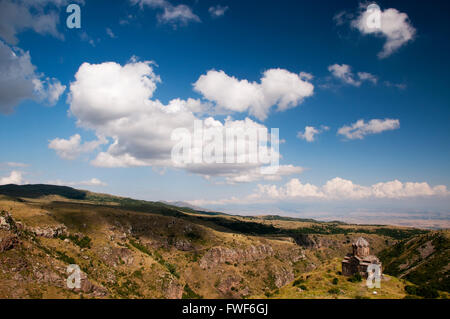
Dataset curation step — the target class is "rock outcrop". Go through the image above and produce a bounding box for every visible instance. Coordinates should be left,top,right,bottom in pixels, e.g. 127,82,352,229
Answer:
199,245,274,269
0,211,16,232
271,266,295,288
0,230,19,252
293,234,336,249
161,277,183,299
101,246,134,267
216,274,242,297
28,225,68,238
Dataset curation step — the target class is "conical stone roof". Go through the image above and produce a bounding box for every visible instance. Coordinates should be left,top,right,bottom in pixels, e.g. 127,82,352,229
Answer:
353,237,369,247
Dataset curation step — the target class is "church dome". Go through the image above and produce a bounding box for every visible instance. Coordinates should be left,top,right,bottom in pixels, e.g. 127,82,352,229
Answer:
353,237,369,247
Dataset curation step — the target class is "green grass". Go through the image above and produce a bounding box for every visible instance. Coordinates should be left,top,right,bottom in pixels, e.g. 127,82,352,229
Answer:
379,231,450,292
54,250,76,265
129,238,152,256
182,284,202,299
58,234,92,249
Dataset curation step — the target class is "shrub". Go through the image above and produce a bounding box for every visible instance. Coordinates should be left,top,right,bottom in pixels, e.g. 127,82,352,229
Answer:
186,231,202,241
293,278,305,287
59,234,92,249
328,287,340,294
405,285,417,295
348,273,362,283
54,250,76,264
129,238,152,256
182,284,202,299
405,285,439,299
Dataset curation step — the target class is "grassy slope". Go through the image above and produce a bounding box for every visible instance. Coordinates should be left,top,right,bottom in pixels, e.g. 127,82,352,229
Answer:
257,258,409,299
0,184,447,299
379,230,450,292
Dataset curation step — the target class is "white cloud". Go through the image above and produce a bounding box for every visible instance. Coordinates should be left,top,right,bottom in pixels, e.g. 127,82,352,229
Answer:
48,134,107,160
209,5,229,17
0,0,72,45
219,165,304,184
297,125,329,142
299,72,314,81
0,1,69,113
259,177,449,200
33,76,66,105
328,64,377,87
193,68,314,121
337,118,400,140
0,41,65,114
106,28,116,38
351,4,416,58
333,11,349,26
56,59,299,184
131,0,200,26
47,79,66,104
0,171,23,185
48,177,107,187
357,72,377,84
193,177,449,205
0,41,35,113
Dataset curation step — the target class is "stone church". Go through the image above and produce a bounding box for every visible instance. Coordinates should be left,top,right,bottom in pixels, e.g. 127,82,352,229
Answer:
342,237,382,277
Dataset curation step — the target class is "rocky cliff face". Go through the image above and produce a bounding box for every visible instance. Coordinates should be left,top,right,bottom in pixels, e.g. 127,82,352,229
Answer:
0,211,19,252
0,230,18,252
27,225,68,238
292,234,338,249
199,245,274,269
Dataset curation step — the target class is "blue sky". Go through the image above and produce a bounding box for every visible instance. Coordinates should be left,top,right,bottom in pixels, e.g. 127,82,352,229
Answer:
0,0,449,222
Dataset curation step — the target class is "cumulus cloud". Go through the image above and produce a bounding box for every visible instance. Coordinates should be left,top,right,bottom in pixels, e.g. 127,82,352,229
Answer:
48,134,107,160
258,177,449,200
297,125,329,142
131,0,200,26
351,3,416,58
0,170,23,185
0,0,72,45
328,64,377,87
192,177,449,205
209,5,229,17
0,41,35,113
193,69,314,121
0,41,65,114
0,1,69,113
33,76,66,105
338,118,400,140
54,59,299,184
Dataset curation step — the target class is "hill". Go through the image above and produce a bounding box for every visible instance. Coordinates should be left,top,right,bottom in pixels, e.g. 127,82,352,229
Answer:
0,184,447,299
379,231,450,294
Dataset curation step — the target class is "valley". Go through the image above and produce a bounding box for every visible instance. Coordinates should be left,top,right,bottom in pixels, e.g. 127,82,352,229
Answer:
0,184,448,299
